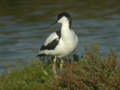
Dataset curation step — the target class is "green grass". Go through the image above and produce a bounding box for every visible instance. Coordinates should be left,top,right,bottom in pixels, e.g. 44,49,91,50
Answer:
0,61,52,90
0,44,120,90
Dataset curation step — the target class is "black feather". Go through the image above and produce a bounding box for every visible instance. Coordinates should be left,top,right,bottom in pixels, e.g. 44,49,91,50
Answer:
37,54,46,57
40,39,59,50
56,30,61,39
57,12,72,28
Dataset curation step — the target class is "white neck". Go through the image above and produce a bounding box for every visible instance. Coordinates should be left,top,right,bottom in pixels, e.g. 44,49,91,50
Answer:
61,21,70,30
61,22,71,40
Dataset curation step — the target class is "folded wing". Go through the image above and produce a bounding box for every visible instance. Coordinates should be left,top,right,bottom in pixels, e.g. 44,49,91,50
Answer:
40,32,59,50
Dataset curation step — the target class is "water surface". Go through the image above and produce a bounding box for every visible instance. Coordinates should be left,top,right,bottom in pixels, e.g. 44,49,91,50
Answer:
0,0,120,71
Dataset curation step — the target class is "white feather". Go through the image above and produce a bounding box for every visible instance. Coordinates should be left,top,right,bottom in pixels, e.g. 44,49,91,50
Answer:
44,32,59,46
39,15,78,58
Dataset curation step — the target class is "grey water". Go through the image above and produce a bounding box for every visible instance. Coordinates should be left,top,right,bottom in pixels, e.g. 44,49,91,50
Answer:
0,0,120,72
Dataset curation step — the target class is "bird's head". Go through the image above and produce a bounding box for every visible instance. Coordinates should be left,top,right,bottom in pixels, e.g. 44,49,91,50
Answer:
44,12,72,29
57,12,72,28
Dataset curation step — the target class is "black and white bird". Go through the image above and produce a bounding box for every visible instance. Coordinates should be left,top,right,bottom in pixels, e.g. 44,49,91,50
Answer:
37,12,78,72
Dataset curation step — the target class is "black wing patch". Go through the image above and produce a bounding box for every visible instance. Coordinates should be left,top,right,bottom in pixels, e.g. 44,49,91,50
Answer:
56,30,61,39
40,30,61,50
40,39,59,50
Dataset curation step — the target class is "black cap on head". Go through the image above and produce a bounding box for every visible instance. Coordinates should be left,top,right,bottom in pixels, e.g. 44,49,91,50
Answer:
57,12,71,20
57,12,72,28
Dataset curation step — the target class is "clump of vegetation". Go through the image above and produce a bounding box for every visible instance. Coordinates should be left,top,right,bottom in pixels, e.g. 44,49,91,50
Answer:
0,44,120,90
50,44,120,90
0,61,52,90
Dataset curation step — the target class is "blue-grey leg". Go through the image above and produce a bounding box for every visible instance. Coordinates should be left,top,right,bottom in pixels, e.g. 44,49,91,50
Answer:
52,56,57,74
60,59,64,70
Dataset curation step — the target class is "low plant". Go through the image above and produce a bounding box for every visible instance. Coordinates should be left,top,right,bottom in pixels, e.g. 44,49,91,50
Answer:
50,44,120,90
0,44,120,90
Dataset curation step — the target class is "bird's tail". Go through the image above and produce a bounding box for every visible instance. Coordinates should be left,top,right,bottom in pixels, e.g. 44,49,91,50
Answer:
36,54,46,57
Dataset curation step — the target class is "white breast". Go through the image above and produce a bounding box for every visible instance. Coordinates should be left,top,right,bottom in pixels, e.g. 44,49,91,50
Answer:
55,30,78,57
